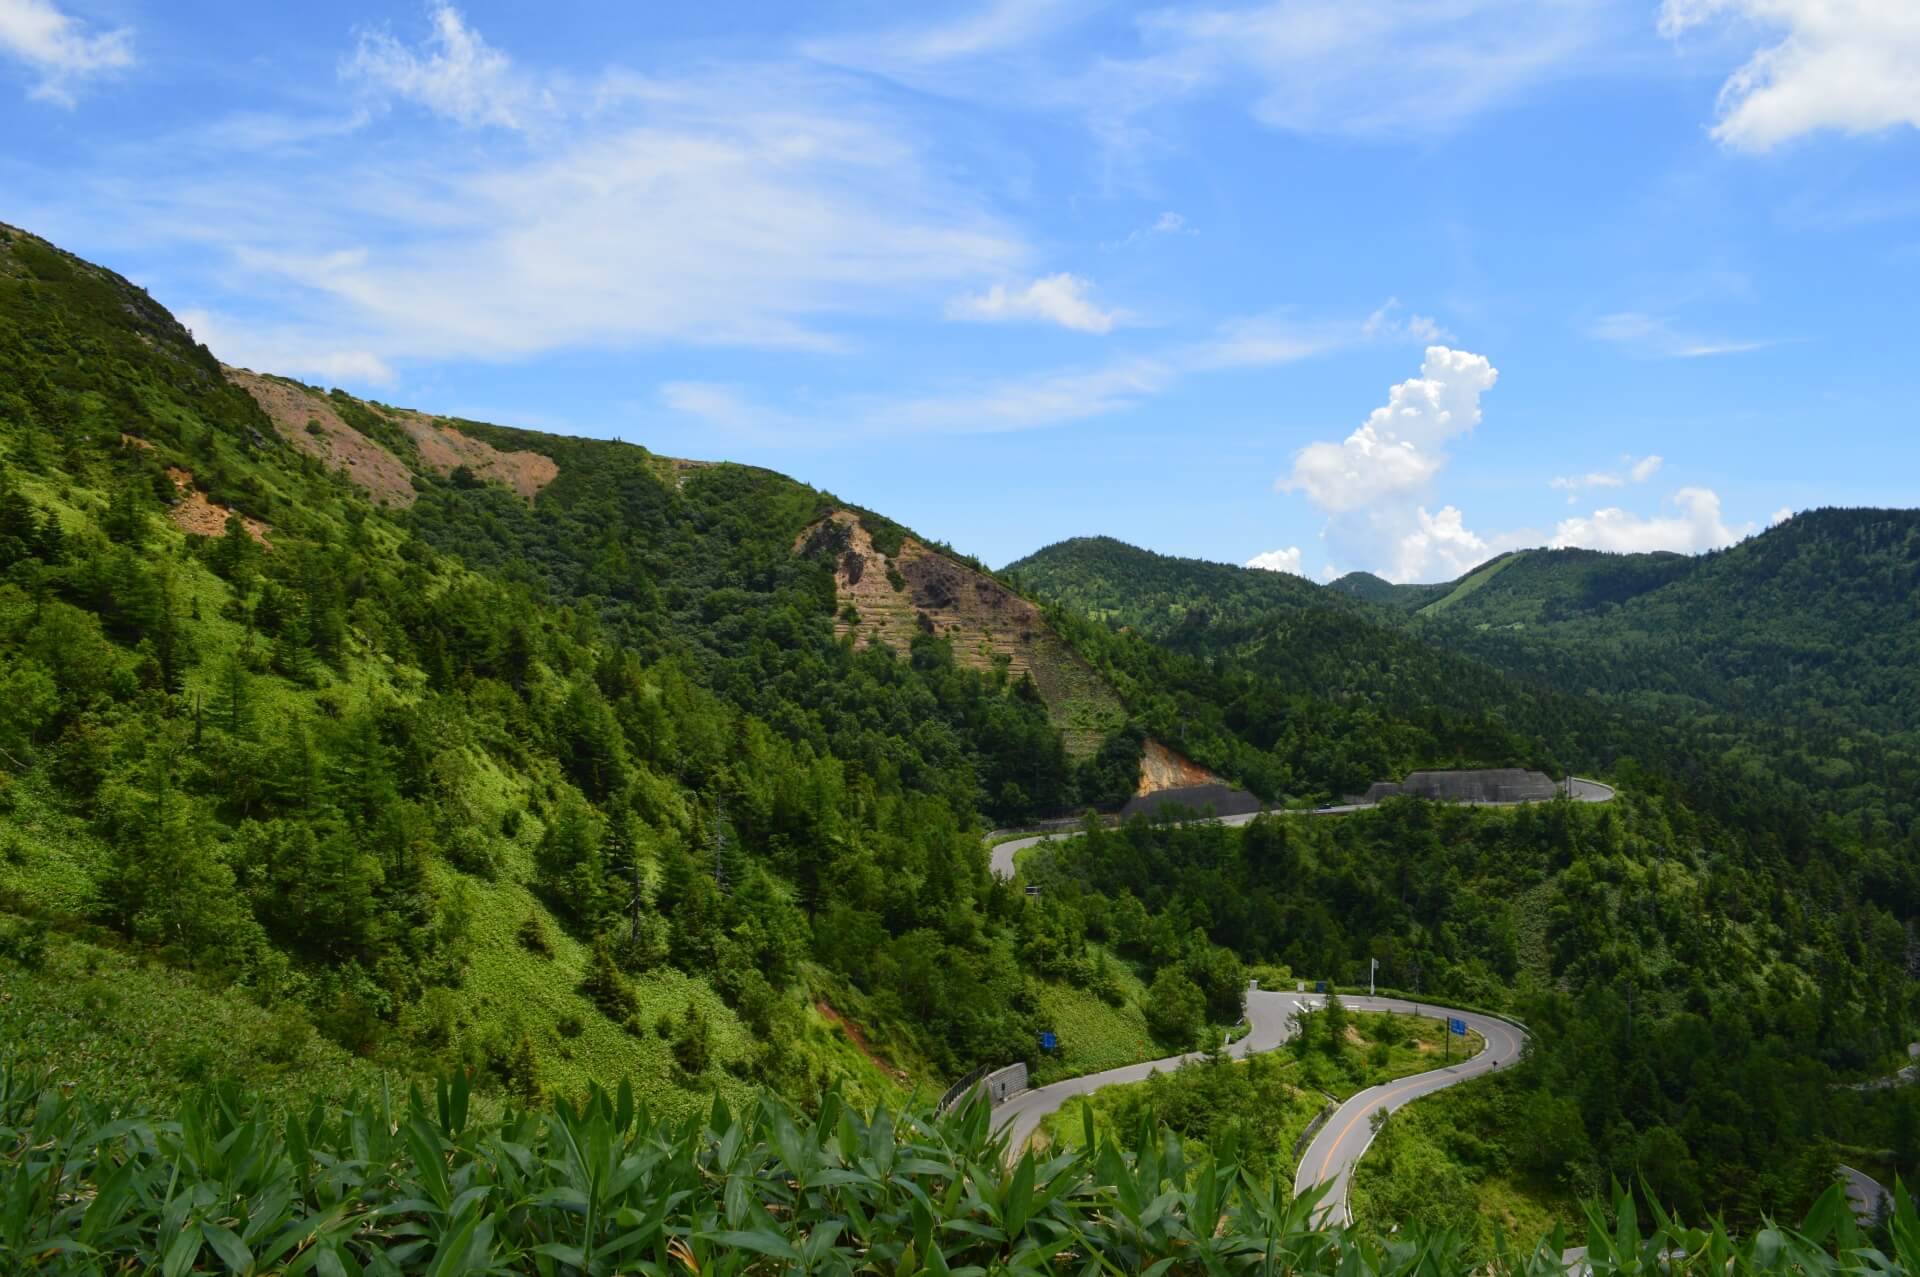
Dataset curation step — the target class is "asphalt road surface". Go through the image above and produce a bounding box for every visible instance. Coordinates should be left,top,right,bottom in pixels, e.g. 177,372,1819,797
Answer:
981,780,1589,1224
989,777,1615,879
1291,1000,1528,1225
1841,1164,1892,1223
991,990,1528,1228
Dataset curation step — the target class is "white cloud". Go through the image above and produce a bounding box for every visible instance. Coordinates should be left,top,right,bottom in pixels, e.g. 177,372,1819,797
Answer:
346,3,531,128
1659,0,1920,150
0,0,131,104
804,0,1084,71
1550,453,1662,502
1770,505,1794,526
1363,298,1452,345
1268,346,1508,581
1550,486,1752,554
129,53,1029,366
1116,0,1608,138
1245,546,1304,574
947,273,1122,333
1393,505,1516,582
1280,346,1498,512
1589,311,1775,358
1152,211,1188,234
178,308,396,387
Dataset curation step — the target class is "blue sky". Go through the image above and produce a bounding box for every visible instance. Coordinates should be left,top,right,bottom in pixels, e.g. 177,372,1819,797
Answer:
3,0,1918,579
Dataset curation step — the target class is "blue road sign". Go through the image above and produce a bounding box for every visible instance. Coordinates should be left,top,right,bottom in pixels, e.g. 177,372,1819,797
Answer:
1315,980,1328,993
1040,1030,1057,1052
1449,1018,1466,1036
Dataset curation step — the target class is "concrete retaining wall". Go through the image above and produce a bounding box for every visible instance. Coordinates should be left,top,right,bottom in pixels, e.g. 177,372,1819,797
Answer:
984,1063,1028,1105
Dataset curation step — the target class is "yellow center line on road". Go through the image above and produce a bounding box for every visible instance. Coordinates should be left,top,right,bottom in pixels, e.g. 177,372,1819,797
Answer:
1309,1027,1501,1186
1314,1073,1434,1183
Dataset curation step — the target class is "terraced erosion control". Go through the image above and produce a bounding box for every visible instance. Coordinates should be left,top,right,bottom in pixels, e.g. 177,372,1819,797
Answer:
801,510,1125,757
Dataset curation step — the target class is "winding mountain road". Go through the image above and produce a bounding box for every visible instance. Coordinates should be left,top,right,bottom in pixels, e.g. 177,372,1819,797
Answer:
990,989,1526,1226
989,777,1614,878
981,779,1599,1222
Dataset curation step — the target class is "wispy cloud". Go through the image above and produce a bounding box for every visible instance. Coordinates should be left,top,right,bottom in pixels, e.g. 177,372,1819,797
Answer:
0,0,132,105
803,0,1087,71
54,9,1032,374
948,273,1124,333
656,306,1375,442
346,2,535,128
179,307,396,387
1549,453,1662,502
1588,311,1777,358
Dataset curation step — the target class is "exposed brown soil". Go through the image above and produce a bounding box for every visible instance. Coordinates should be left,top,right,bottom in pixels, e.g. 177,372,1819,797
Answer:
387,409,558,502
119,433,154,451
164,468,270,545
815,1000,907,1082
225,368,419,508
1136,739,1225,796
796,511,1124,758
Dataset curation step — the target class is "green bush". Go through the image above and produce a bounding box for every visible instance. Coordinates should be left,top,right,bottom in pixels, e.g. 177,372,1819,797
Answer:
0,1065,1907,1276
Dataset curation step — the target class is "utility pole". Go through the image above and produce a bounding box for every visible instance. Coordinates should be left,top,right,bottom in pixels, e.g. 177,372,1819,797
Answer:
1370,957,1377,997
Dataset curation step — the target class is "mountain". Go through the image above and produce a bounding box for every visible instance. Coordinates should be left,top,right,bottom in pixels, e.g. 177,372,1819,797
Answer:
5,222,1917,1242
1327,569,1450,611
0,220,1179,1113
1331,522,1920,739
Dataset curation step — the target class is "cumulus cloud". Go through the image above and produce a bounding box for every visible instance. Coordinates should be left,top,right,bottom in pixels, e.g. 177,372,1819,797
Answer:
1266,347,1510,581
1550,486,1752,554
1245,546,1304,575
1659,0,1920,150
1771,505,1794,526
1280,346,1497,512
948,273,1122,333
0,0,132,104
1550,453,1662,502
346,2,533,128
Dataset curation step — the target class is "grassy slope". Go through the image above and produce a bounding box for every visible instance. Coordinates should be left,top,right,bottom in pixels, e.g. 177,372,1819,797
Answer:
1350,1072,1582,1248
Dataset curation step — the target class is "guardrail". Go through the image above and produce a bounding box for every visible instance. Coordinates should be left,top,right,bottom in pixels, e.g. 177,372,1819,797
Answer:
935,1063,1030,1115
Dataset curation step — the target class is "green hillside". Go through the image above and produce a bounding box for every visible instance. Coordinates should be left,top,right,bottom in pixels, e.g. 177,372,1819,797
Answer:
5,222,1920,1258
0,221,1243,1114
1381,520,1920,738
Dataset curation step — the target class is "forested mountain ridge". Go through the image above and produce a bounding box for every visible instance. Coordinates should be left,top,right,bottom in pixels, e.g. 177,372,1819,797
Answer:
0,220,1193,1114
1330,516,1920,739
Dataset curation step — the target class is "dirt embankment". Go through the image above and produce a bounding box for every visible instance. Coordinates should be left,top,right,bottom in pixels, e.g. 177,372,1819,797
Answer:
816,1000,907,1082
389,410,558,501
226,368,420,508
226,368,560,506
164,468,270,545
1136,739,1224,796
797,511,1124,758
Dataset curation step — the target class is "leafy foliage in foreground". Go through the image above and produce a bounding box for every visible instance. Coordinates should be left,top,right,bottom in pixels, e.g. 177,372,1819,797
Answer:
2,1066,1913,1276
